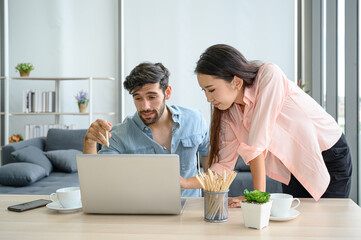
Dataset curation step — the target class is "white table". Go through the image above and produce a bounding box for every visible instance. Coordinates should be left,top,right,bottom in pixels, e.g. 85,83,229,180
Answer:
0,195,361,240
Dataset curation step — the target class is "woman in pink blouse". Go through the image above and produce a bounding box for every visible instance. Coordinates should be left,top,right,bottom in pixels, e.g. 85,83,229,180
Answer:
195,44,352,205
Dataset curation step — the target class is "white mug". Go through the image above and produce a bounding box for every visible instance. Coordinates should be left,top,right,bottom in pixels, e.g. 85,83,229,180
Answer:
270,193,300,217
50,187,81,208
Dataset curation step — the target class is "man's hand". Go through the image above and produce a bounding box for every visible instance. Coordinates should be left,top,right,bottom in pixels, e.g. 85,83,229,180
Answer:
83,119,112,154
228,196,245,208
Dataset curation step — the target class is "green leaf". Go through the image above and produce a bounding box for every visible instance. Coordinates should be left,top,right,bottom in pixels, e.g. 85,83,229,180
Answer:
243,189,270,203
15,62,34,72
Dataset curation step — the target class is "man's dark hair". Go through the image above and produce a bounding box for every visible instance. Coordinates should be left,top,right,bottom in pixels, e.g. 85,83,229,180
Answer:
123,62,170,94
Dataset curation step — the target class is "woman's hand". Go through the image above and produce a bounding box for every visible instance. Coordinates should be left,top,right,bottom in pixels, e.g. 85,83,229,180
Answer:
228,196,246,208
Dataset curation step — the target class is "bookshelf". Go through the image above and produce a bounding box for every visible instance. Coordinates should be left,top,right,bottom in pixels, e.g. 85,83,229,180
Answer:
0,77,5,116
1,76,115,144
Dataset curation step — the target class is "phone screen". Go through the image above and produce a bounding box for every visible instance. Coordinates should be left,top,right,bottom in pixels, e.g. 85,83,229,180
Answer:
8,199,52,212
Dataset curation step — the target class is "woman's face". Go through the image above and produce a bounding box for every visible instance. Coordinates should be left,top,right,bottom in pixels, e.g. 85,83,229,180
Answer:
197,73,244,110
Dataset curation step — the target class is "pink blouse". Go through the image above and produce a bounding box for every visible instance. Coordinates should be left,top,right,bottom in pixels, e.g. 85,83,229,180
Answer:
210,63,342,201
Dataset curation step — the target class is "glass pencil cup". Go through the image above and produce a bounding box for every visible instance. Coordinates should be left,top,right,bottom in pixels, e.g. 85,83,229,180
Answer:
204,190,229,223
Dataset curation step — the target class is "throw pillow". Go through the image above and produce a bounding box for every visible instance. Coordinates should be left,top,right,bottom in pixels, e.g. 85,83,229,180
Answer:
11,146,53,176
0,162,47,187
44,149,82,173
45,129,87,152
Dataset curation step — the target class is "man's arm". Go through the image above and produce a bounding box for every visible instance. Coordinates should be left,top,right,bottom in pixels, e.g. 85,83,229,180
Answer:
83,136,98,154
180,176,202,189
180,156,209,189
83,119,112,154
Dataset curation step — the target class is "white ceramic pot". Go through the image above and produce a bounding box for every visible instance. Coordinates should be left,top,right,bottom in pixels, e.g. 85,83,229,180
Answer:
240,200,273,230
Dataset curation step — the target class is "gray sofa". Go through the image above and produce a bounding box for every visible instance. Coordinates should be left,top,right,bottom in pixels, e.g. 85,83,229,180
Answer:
0,129,87,195
0,128,282,196
228,156,282,197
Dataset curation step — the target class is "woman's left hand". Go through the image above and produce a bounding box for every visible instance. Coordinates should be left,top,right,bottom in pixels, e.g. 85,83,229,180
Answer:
228,196,246,208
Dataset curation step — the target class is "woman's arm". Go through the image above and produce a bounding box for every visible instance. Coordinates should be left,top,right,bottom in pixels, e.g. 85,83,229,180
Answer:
249,153,266,192
228,154,266,208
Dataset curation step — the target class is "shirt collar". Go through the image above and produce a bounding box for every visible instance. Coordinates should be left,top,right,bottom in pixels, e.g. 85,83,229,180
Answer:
132,105,181,131
243,87,255,107
244,63,267,106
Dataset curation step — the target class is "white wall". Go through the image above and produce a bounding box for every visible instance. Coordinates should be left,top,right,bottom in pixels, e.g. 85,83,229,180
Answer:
6,0,294,136
8,0,117,136
123,0,295,125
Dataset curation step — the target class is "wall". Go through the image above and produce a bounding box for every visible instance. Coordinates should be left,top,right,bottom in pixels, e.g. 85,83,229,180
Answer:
8,0,117,136
123,0,295,125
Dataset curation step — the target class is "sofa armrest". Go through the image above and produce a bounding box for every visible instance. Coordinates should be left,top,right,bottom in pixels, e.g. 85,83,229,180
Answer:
1,137,46,166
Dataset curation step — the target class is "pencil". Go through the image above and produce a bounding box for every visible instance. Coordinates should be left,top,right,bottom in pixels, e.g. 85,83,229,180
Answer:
105,121,110,147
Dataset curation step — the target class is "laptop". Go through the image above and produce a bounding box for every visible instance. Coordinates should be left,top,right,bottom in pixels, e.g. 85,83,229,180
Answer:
76,154,186,214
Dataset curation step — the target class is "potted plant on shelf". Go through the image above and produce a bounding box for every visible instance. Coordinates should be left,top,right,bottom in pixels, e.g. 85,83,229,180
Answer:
15,63,35,77
240,189,272,230
75,90,89,113
9,134,24,143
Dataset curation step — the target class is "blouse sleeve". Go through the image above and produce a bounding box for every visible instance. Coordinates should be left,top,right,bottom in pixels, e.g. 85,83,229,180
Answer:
210,117,240,176
238,63,287,163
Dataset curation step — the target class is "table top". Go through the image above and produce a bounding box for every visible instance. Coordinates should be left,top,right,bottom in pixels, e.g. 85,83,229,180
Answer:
0,195,361,240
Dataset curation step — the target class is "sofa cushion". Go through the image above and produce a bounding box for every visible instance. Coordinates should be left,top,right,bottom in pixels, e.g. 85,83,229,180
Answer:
45,149,81,173
11,146,53,176
1,137,46,166
45,129,87,152
0,162,47,187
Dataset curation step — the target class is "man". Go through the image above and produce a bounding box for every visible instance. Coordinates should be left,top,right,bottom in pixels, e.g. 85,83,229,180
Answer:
83,62,209,197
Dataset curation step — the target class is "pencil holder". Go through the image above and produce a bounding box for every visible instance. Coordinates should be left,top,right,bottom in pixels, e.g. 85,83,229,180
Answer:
204,190,229,223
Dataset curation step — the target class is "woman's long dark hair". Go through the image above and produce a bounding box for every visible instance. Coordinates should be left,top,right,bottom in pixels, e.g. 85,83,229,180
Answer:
194,44,263,169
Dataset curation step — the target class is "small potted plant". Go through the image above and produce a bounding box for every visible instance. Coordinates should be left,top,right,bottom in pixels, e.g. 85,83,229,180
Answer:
240,189,272,230
75,90,89,113
15,63,35,77
297,78,310,94
9,134,24,143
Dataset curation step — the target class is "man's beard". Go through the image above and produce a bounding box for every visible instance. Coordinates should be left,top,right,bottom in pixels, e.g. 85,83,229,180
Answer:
139,100,166,126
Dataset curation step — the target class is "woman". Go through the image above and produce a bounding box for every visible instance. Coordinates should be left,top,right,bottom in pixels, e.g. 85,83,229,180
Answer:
195,44,352,207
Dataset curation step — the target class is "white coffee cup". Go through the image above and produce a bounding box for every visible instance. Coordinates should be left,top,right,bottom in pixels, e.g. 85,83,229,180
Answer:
270,193,300,217
50,187,81,208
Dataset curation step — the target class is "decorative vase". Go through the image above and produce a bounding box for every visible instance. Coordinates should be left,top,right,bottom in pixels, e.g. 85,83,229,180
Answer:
19,69,31,77
240,200,273,230
78,103,88,113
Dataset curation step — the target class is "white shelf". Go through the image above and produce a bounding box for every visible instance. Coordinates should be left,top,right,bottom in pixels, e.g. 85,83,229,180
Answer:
1,76,115,144
10,77,115,81
9,112,115,116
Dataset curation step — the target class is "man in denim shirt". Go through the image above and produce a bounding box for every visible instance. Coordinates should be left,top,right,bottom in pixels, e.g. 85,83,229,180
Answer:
83,62,209,197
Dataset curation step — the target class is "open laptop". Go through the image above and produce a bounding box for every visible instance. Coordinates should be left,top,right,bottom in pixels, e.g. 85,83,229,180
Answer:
76,154,186,214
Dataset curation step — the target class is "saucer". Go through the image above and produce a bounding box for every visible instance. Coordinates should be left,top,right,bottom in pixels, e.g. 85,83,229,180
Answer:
270,209,300,221
46,201,82,213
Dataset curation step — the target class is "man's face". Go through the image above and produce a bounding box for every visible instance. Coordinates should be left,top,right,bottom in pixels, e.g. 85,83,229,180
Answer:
131,83,168,125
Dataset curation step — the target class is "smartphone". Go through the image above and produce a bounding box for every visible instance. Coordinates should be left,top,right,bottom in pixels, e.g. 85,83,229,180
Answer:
8,199,52,212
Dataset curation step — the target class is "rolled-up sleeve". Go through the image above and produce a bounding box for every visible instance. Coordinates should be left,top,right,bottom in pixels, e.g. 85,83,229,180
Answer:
238,64,286,163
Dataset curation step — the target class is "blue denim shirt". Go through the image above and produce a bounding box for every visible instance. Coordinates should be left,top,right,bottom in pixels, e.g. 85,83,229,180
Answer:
98,105,209,197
